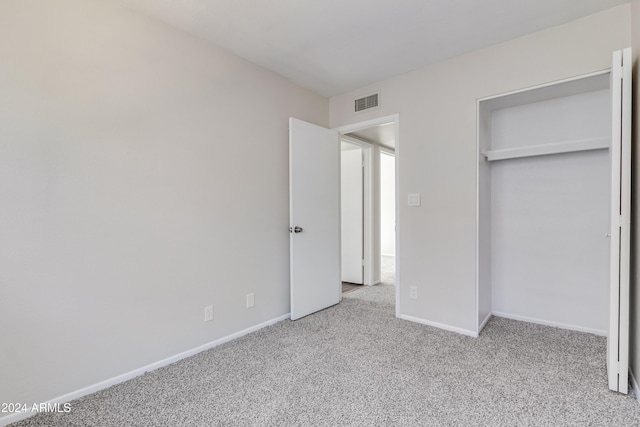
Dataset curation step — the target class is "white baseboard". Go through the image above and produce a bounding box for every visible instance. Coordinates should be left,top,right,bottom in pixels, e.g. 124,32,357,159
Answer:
399,311,604,338
478,312,492,333
630,369,640,404
399,314,478,337
492,311,606,336
0,313,290,427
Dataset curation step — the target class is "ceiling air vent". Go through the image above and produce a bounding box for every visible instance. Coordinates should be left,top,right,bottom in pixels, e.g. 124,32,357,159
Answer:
354,93,379,112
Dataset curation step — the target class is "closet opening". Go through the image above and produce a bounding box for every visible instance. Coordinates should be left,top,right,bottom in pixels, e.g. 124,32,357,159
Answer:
477,71,612,336
476,48,632,394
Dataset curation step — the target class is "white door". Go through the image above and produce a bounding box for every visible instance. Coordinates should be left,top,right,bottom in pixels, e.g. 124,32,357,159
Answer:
341,146,363,284
289,118,341,320
607,47,632,394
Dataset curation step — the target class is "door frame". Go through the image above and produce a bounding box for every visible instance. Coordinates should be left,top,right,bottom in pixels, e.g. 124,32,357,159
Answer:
334,114,400,318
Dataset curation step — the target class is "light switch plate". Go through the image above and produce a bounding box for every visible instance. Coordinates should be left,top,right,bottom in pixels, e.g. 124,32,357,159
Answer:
408,193,421,207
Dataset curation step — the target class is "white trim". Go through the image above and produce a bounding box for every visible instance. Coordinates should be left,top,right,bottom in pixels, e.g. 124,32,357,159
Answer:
333,114,398,135
492,311,606,336
392,116,400,318
379,145,396,156
0,314,290,427
475,96,481,336
629,369,640,404
362,143,374,286
478,312,492,333
399,314,478,338
341,134,371,146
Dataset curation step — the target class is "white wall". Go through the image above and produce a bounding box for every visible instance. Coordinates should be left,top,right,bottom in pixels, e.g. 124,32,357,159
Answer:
491,150,610,332
0,0,327,417
330,5,631,335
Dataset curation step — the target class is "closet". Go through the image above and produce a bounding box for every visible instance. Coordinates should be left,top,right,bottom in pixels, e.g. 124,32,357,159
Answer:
476,48,631,393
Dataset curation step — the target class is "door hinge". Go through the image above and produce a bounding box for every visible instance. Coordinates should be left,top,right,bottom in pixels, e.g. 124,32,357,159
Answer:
362,259,365,267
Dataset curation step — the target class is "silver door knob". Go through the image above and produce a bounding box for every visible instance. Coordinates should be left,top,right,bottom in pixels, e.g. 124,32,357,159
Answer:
289,226,303,233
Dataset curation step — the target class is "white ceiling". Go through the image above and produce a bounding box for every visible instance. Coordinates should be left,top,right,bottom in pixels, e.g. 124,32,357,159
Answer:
116,0,629,97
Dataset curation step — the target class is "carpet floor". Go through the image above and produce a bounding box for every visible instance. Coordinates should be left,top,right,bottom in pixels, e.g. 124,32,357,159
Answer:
12,285,640,426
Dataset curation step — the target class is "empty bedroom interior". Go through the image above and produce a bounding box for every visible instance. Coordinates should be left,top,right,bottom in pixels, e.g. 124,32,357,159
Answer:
2,0,640,425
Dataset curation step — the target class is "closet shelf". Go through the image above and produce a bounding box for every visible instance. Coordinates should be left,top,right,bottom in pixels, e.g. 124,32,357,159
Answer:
481,137,609,161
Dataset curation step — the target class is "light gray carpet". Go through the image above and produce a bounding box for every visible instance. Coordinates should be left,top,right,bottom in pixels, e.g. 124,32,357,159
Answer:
12,285,640,426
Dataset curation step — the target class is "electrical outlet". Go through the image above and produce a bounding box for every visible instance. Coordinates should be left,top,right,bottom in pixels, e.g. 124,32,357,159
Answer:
409,286,418,300
204,305,214,322
247,293,255,308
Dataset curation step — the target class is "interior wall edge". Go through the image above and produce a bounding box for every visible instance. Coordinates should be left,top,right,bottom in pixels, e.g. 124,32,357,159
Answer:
478,312,492,333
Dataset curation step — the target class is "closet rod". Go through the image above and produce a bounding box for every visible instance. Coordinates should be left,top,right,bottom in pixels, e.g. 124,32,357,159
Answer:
481,137,609,162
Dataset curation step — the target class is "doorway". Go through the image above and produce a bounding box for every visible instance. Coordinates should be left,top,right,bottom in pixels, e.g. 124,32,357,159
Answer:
475,48,632,393
335,114,399,316
289,114,400,319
